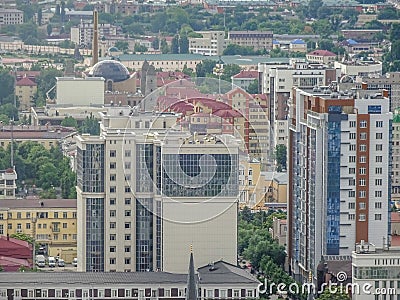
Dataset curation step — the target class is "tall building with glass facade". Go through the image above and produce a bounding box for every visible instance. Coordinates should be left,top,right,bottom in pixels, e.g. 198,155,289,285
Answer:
288,87,392,283
76,106,239,272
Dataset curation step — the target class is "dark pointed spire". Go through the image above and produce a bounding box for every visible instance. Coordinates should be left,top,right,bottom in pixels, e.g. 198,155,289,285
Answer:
186,245,197,300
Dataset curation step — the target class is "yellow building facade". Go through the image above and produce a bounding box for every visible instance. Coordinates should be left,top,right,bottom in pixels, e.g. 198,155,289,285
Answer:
0,199,77,262
15,76,37,111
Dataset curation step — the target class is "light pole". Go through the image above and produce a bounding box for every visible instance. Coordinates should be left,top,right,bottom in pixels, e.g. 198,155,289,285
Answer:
31,217,37,269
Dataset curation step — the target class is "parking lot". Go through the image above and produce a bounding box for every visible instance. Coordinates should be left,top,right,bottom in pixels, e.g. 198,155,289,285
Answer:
38,264,78,272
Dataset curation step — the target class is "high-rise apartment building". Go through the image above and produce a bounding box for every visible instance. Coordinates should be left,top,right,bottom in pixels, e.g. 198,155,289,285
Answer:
288,87,392,283
70,21,118,48
76,106,239,273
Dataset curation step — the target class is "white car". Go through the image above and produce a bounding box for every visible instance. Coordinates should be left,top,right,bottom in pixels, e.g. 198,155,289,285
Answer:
48,256,56,268
72,257,77,267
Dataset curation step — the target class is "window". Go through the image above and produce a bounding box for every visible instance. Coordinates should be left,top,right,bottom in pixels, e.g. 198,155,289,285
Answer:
125,186,131,193
349,190,355,197
124,162,131,169
348,202,355,209
375,214,382,221
349,156,356,163
359,144,367,152
110,186,116,193
349,168,356,174
359,202,366,210
359,132,367,140
376,156,383,162
54,212,58,218
110,234,116,240
125,246,131,253
247,290,253,297
110,222,116,229
125,210,131,217
110,198,116,205
360,120,367,128
376,144,383,151
359,214,366,221
375,179,382,186
125,222,131,229
376,167,382,174
125,290,131,297
125,258,131,264
375,202,382,209
110,150,116,157
349,132,356,139
8,224,12,230
359,178,366,186
360,156,367,163
125,150,131,157
359,167,366,175
359,190,366,198
0,213,3,220
110,174,116,181
17,212,21,219
125,234,131,240
125,198,131,205
26,212,30,219
349,179,355,186
26,223,30,229
73,234,77,240
376,133,383,139
375,191,382,197
63,234,67,240
350,121,356,127
110,162,116,169
110,258,116,264
376,121,383,127
54,234,58,240
348,214,355,220
110,210,116,217
63,223,67,228
349,144,356,151
110,246,116,252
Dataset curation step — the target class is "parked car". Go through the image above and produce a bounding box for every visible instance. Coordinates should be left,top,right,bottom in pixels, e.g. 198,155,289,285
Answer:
57,259,65,267
48,256,56,267
72,257,77,267
35,255,45,268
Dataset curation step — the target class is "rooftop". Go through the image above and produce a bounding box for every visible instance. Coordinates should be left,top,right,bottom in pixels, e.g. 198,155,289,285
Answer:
16,77,37,87
307,49,336,57
0,198,77,209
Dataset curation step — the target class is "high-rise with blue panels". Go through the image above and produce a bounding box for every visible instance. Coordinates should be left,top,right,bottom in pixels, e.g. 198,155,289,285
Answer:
288,87,392,284
76,106,239,273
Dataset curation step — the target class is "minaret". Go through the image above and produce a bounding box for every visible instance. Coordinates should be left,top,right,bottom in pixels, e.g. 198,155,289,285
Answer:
92,10,99,66
186,245,197,300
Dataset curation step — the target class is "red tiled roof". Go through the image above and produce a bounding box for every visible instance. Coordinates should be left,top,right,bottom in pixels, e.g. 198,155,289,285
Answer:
307,49,336,57
0,256,30,272
16,77,37,87
233,70,259,79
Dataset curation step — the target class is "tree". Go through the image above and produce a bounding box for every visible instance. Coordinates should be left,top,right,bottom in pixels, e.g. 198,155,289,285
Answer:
0,103,18,120
134,43,148,53
61,116,78,128
275,144,287,171
37,162,59,190
390,24,400,42
246,80,259,94
46,24,52,36
160,38,169,54
60,1,66,23
0,114,9,125
318,287,350,300
80,115,100,135
36,68,63,105
0,70,15,104
308,0,323,18
10,232,34,245
152,37,159,50
37,8,42,26
179,35,189,54
171,35,179,54
115,41,129,52
182,64,194,77
221,64,241,82
55,4,60,16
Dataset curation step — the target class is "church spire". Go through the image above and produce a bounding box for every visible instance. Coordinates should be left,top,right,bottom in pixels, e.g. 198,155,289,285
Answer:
186,245,197,300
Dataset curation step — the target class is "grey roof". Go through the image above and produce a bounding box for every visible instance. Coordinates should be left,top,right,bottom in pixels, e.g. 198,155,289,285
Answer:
0,272,187,287
197,261,259,285
0,198,77,209
261,171,288,184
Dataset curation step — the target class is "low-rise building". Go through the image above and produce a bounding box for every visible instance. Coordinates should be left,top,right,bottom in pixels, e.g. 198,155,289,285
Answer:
0,9,23,25
306,49,336,64
0,168,17,199
0,259,260,299
0,236,32,271
228,31,273,52
0,198,77,261
269,217,287,247
352,242,400,300
232,70,259,91
189,31,226,56
15,76,37,111
0,125,76,150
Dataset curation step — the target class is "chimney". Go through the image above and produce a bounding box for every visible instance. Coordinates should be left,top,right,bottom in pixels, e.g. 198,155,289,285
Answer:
92,10,99,66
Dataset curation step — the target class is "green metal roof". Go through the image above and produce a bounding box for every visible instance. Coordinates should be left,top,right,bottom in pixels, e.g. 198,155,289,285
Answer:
393,114,400,123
